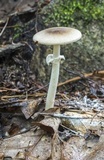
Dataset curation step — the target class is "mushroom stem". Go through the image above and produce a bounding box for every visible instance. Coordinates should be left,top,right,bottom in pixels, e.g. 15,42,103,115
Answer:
45,45,60,110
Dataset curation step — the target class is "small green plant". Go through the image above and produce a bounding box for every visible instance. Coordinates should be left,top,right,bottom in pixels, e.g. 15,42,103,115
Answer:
43,0,104,26
13,24,22,41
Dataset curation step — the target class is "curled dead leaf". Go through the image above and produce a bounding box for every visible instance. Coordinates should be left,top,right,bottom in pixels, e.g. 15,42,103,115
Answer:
35,117,61,134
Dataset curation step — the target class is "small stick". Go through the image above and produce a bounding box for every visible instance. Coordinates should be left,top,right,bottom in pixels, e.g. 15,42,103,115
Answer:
58,70,104,87
0,17,9,36
39,112,98,119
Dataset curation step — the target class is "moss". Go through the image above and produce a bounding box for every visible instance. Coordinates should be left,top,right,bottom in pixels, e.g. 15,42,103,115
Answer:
43,0,104,26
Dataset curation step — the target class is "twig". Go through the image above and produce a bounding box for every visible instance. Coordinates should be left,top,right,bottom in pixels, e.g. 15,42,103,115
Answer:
1,92,46,101
0,17,9,36
35,11,38,33
60,124,83,137
62,67,83,77
58,70,104,87
27,83,48,92
39,112,98,119
0,87,21,93
90,112,99,124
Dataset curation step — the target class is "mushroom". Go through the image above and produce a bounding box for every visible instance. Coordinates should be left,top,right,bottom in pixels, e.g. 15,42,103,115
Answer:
33,27,82,110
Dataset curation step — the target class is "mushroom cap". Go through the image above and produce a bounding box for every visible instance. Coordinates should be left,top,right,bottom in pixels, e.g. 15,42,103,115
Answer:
33,27,82,45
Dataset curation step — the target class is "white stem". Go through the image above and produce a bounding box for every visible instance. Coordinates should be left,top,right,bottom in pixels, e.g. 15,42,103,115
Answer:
45,45,60,110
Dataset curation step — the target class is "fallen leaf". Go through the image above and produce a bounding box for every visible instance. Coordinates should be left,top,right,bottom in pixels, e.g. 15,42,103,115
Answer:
35,117,61,134
21,99,41,119
0,130,44,158
61,134,104,160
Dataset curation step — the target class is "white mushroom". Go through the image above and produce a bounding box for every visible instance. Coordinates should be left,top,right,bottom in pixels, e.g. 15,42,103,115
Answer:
33,27,82,110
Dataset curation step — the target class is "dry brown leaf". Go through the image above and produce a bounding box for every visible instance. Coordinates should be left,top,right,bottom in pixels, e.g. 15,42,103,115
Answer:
61,134,104,160
0,130,45,158
21,99,41,119
35,117,61,134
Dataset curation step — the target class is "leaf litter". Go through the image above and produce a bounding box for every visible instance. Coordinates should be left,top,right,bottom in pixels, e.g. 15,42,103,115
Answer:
0,67,104,159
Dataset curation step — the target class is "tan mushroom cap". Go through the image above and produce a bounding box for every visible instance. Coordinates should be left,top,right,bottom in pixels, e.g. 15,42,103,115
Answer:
33,27,82,45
